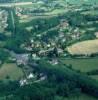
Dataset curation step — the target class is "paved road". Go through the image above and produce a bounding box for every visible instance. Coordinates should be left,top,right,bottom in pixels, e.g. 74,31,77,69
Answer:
10,10,15,30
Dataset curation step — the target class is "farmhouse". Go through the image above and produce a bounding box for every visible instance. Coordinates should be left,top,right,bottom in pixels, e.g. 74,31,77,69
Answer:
27,73,34,79
19,79,28,86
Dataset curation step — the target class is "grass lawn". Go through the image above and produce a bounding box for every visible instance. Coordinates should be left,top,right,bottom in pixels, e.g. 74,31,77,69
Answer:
0,41,5,48
90,75,98,81
19,16,34,23
17,0,33,2
81,10,98,16
61,58,98,72
44,9,67,15
67,39,98,55
0,63,24,81
19,8,67,23
63,93,98,100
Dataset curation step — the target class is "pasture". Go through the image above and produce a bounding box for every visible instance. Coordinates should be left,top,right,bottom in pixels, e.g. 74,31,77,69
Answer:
90,75,98,81
61,58,98,72
64,93,98,100
0,63,24,81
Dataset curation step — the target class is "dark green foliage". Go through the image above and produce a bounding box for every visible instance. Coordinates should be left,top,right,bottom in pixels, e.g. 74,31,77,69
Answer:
0,81,19,97
30,60,98,98
14,83,55,100
0,49,10,62
86,70,98,75
0,33,7,41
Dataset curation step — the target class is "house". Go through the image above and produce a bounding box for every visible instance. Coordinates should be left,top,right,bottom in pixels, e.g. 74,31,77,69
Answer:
40,76,47,81
49,59,58,65
95,32,98,38
27,73,34,79
32,53,40,60
57,48,63,54
59,32,64,38
62,38,66,43
19,79,28,86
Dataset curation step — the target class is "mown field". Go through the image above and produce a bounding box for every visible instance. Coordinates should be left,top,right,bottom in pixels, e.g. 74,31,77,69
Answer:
61,58,98,72
0,63,24,81
67,39,98,55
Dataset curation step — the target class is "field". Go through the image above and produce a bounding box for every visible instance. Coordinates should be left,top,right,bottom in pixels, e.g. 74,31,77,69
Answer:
90,75,98,81
64,94,97,100
81,10,98,16
0,63,24,81
67,39,98,55
64,94,98,100
61,58,98,72
19,8,67,24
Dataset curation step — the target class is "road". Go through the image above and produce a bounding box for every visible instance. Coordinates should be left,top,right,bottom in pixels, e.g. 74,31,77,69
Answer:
10,10,15,32
0,2,33,7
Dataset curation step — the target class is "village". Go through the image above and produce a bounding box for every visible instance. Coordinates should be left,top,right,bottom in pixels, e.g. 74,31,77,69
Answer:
0,1,98,99
0,0,98,86
0,9,8,32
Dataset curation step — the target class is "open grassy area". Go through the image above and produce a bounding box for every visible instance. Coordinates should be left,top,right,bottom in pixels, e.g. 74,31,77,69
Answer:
0,63,24,81
63,93,98,100
19,8,67,24
16,0,33,2
61,58,98,72
67,39,98,55
90,75,98,81
81,10,98,16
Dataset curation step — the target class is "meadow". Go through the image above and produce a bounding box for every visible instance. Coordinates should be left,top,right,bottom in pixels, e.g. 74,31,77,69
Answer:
61,58,98,72
90,75,98,81
63,93,98,100
0,63,24,81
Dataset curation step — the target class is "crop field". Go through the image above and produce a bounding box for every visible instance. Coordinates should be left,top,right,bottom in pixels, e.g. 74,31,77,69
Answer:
0,63,24,81
61,58,98,72
67,39,98,55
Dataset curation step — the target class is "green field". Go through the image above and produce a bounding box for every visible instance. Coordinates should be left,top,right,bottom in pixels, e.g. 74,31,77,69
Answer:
0,63,24,81
90,75,98,81
81,10,98,16
63,94,98,100
61,58,98,72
